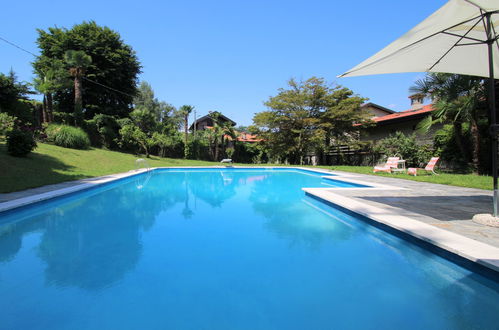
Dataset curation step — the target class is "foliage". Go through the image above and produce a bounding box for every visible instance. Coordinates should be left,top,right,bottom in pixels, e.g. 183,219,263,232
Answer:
151,132,183,158
410,73,488,173
178,105,194,158
433,124,471,172
33,21,141,119
32,59,70,123
64,50,92,125
6,129,37,157
252,77,369,164
205,111,236,161
118,123,153,157
134,82,177,124
373,132,433,167
84,114,120,148
233,142,265,163
0,113,17,139
45,124,90,149
225,147,235,159
186,132,210,160
0,71,34,124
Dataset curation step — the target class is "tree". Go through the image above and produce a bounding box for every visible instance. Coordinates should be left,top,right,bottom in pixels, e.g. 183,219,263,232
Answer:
410,73,487,173
119,123,153,158
33,60,70,123
0,70,34,124
33,21,141,119
178,105,194,158
133,81,178,133
64,50,92,125
253,77,368,164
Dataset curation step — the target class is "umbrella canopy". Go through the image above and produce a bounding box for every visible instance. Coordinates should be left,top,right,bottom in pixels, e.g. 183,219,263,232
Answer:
339,0,499,217
339,0,498,79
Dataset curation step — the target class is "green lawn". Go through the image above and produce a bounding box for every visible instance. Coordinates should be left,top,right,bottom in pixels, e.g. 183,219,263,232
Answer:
329,165,492,190
0,142,492,193
0,142,218,193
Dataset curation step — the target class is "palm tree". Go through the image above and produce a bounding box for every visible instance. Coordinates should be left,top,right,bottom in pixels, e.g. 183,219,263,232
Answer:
410,73,486,173
64,50,92,126
33,61,70,123
178,105,194,158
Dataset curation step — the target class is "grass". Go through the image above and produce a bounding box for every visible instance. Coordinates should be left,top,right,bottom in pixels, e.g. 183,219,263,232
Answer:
329,165,492,190
0,142,219,193
0,142,492,193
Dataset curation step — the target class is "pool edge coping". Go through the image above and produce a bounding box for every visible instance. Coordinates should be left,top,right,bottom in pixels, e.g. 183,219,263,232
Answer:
1,165,497,274
302,187,499,273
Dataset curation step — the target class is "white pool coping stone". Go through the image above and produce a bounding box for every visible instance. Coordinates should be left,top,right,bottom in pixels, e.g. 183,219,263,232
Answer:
302,187,499,273
1,166,498,273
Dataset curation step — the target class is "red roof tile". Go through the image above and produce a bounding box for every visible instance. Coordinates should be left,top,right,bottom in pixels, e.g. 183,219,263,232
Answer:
372,104,434,123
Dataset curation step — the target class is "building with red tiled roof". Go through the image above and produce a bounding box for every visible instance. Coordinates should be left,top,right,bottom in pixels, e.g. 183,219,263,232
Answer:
236,133,262,143
360,96,441,145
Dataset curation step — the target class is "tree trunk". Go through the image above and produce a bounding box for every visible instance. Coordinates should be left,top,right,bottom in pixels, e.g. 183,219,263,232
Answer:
214,136,219,161
470,117,481,174
453,122,471,166
184,115,188,158
46,93,54,122
42,94,48,123
74,75,83,126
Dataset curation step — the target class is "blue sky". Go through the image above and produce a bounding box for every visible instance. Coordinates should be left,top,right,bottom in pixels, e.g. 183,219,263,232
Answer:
0,0,446,126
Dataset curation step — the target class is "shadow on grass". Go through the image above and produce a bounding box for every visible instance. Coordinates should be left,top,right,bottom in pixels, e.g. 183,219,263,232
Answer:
361,195,492,221
0,145,92,193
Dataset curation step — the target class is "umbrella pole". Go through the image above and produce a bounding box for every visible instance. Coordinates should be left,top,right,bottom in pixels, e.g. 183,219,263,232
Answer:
486,13,498,217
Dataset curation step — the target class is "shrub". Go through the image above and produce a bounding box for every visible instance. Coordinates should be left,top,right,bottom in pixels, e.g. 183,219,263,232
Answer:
0,113,17,139
46,124,90,149
7,129,37,157
433,124,471,172
373,132,433,167
84,114,120,149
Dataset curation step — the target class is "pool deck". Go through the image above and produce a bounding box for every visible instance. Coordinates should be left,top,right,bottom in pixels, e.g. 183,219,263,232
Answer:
1,167,498,272
321,170,498,248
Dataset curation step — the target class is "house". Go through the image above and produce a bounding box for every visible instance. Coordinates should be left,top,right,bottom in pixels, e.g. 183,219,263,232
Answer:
189,113,236,131
236,132,262,143
360,95,441,145
360,102,396,119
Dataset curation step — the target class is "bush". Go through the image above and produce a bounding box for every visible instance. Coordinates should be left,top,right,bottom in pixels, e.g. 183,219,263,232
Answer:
0,113,17,139
46,124,91,149
433,124,471,172
7,129,37,157
373,132,433,167
84,114,120,149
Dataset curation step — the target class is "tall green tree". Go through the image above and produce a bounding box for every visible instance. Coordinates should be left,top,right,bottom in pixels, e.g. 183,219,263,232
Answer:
132,81,178,133
64,50,92,125
253,77,368,164
0,70,33,124
178,105,194,158
33,21,141,119
33,60,70,123
410,73,487,173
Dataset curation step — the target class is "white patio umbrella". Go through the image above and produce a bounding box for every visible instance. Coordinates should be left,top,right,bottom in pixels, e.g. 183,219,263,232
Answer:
339,0,499,217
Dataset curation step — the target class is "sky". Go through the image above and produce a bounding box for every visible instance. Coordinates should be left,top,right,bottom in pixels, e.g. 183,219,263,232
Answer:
0,0,447,126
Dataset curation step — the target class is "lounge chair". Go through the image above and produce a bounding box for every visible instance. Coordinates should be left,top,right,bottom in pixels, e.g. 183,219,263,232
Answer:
408,157,440,176
220,158,233,164
373,157,400,173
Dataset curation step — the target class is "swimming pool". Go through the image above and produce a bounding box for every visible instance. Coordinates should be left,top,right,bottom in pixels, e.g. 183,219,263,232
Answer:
0,168,498,329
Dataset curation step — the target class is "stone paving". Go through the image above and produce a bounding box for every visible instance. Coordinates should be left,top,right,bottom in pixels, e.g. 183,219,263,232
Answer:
1,168,498,248
327,170,499,248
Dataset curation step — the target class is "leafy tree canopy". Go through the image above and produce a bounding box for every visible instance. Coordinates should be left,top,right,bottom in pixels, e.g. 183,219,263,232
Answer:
253,77,368,164
33,21,141,119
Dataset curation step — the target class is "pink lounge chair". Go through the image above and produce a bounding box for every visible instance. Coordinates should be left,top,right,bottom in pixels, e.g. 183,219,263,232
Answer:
408,157,440,176
373,157,400,173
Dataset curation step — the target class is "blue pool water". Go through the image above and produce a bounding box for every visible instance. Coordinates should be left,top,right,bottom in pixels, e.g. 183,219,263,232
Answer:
0,168,498,329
